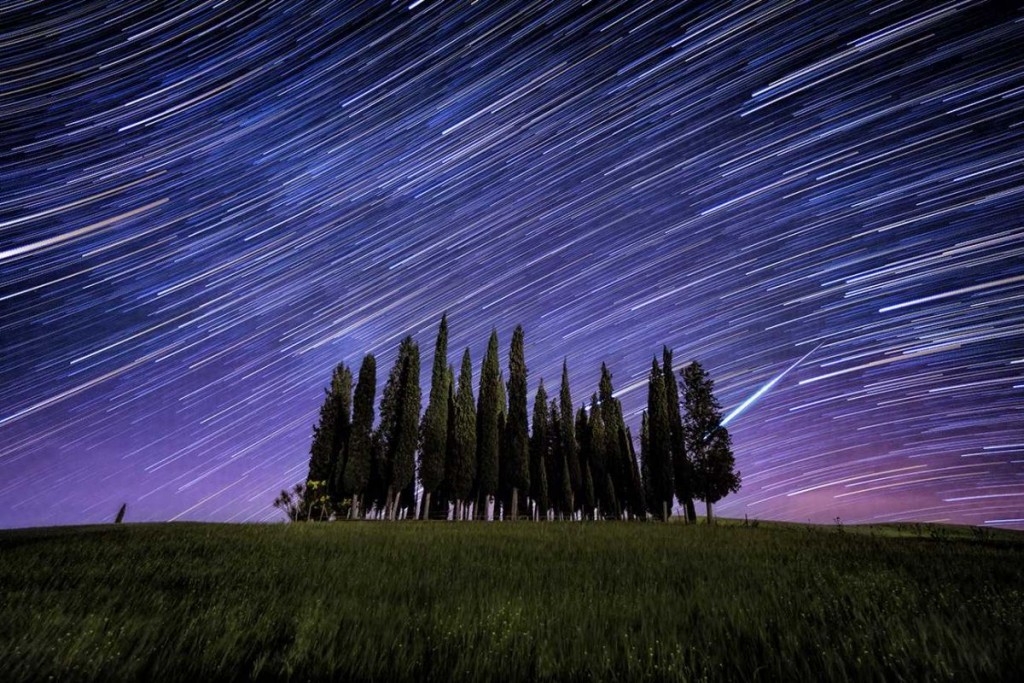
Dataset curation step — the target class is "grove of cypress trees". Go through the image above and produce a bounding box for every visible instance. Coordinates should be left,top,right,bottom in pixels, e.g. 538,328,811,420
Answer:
681,361,741,524
476,329,501,520
343,354,376,519
418,314,449,520
664,347,696,523
449,349,477,520
504,325,530,520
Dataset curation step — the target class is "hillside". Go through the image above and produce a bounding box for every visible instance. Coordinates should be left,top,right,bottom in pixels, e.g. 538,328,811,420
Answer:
1,521,1021,681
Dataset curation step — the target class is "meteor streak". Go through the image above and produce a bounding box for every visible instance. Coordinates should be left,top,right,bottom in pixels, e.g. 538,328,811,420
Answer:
721,342,824,427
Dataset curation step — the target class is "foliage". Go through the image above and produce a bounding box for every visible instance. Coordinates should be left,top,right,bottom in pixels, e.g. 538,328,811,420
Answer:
475,330,502,510
503,325,530,518
419,315,450,505
447,349,477,511
342,355,376,516
681,361,740,512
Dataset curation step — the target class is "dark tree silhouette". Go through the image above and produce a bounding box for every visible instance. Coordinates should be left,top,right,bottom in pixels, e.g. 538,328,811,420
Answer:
418,314,449,520
646,357,674,521
476,329,501,519
559,360,581,514
304,362,350,520
503,325,530,520
343,354,376,519
448,349,477,520
379,337,420,520
329,364,353,514
681,361,740,524
664,347,696,523
529,380,549,520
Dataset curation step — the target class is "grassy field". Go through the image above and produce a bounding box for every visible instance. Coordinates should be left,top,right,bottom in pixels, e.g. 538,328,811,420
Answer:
1,520,1021,682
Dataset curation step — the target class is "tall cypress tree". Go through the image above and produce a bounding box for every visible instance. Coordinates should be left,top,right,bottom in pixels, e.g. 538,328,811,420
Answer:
418,314,449,520
576,405,593,519
437,364,456,519
647,358,674,521
588,393,610,518
476,329,501,519
614,413,638,520
530,381,549,520
557,361,580,515
581,457,596,521
304,363,349,520
664,347,696,523
496,367,508,520
599,365,632,519
343,354,376,519
681,361,741,524
330,364,353,513
380,337,421,519
449,349,477,520
639,412,655,517
503,325,530,520
546,401,563,517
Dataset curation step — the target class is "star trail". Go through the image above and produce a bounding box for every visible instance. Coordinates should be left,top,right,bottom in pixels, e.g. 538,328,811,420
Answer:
1,0,1022,529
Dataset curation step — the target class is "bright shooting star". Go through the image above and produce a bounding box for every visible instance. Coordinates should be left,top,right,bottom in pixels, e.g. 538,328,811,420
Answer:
720,342,824,427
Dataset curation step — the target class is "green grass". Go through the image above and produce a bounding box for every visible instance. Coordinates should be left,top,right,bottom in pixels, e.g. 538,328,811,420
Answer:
1,520,1021,682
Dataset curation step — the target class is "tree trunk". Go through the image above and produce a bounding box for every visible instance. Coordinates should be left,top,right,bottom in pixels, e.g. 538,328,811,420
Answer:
421,491,431,521
685,498,697,523
706,500,714,525
661,500,668,522
510,488,519,522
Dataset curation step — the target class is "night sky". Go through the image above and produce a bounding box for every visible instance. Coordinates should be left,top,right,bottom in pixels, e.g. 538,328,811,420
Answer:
2,1,1022,529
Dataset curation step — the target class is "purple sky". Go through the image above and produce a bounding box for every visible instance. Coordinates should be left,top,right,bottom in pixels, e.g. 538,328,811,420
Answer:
2,0,1022,529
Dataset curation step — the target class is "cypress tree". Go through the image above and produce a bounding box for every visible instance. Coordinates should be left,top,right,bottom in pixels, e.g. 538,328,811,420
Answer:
437,364,456,519
343,354,376,519
599,366,631,519
546,401,563,517
588,393,609,517
559,360,581,513
496,367,508,520
530,381,549,520
681,361,741,524
330,364,353,513
418,314,449,520
576,405,593,519
476,329,501,519
380,337,421,520
639,413,656,517
503,325,530,520
449,349,477,520
375,354,401,515
647,358,674,521
618,421,643,518
557,444,573,518
664,347,696,523
304,363,348,520
581,457,596,521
